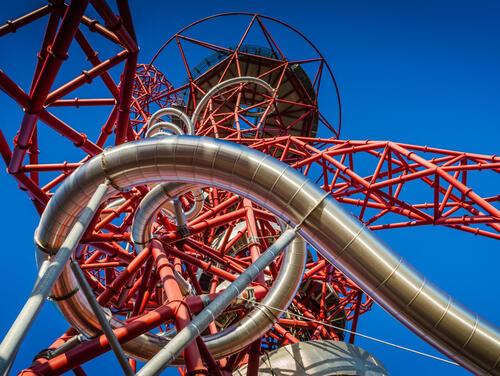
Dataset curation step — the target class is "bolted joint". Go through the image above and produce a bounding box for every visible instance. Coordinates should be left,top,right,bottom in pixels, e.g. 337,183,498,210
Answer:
5,20,17,34
82,70,93,83
46,45,68,61
32,348,53,362
73,133,88,147
177,224,190,238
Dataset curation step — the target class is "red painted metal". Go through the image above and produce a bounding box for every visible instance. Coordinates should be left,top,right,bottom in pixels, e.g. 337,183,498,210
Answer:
151,239,207,374
0,0,139,207
21,298,207,376
0,5,497,376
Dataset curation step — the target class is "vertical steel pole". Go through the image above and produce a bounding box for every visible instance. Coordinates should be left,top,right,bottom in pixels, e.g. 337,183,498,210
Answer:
0,181,109,375
172,198,188,236
137,228,298,376
70,260,134,376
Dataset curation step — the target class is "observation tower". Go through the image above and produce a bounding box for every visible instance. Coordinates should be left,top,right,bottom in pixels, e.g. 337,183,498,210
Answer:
0,4,498,376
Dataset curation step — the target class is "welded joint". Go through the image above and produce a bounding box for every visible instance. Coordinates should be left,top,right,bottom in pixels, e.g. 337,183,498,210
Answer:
4,20,18,34
173,198,190,237
100,150,128,193
176,225,190,238
294,191,331,231
253,301,280,324
187,369,210,376
34,240,58,256
47,45,69,61
130,234,155,247
48,287,80,302
246,235,259,246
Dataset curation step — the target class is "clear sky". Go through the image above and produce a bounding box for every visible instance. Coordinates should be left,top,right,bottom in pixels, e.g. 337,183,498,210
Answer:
0,1,498,375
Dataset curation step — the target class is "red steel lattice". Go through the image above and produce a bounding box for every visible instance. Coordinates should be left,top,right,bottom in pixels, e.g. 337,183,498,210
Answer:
0,4,498,376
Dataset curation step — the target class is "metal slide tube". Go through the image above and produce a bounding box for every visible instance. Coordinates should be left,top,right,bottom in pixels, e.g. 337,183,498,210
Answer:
148,107,193,135
131,183,203,249
142,108,205,229
138,229,299,376
69,260,134,376
145,121,183,138
35,137,500,375
131,182,306,359
0,181,109,374
190,76,275,126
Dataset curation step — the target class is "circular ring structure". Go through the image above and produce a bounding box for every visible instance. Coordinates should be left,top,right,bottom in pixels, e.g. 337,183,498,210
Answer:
130,182,306,358
145,121,184,138
147,12,343,139
148,107,194,135
191,76,276,127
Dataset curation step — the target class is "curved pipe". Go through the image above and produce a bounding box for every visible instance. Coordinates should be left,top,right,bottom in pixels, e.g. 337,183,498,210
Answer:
131,182,306,357
191,76,275,127
39,175,306,361
36,136,500,374
131,183,203,249
144,109,205,225
145,121,184,138
207,236,306,357
148,107,194,135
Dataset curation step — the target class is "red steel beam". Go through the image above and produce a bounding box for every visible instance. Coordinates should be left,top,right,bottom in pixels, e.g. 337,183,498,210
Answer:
20,297,209,376
0,5,51,37
151,239,207,375
9,0,90,173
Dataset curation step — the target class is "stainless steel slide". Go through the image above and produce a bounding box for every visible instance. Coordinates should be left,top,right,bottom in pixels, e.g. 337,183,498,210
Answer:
35,136,500,375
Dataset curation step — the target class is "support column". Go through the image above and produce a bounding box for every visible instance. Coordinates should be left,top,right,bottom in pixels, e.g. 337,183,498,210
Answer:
138,228,298,376
151,239,207,375
0,180,109,374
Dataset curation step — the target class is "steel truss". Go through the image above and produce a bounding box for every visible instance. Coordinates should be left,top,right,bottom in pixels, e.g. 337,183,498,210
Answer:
0,4,498,376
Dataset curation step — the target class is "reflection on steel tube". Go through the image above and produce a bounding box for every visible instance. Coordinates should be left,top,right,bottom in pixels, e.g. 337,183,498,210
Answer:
36,136,500,374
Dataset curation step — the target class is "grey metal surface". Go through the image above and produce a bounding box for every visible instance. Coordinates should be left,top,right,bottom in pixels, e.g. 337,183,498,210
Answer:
70,260,134,376
137,229,300,376
0,181,109,375
131,181,306,360
148,107,193,135
35,136,500,375
142,107,205,231
131,183,204,249
234,340,389,376
145,121,184,138
190,76,275,126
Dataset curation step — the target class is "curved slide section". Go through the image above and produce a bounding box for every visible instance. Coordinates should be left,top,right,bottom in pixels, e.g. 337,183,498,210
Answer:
36,136,500,375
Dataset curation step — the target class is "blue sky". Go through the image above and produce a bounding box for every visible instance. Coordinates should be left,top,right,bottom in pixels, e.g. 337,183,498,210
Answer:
0,1,498,375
